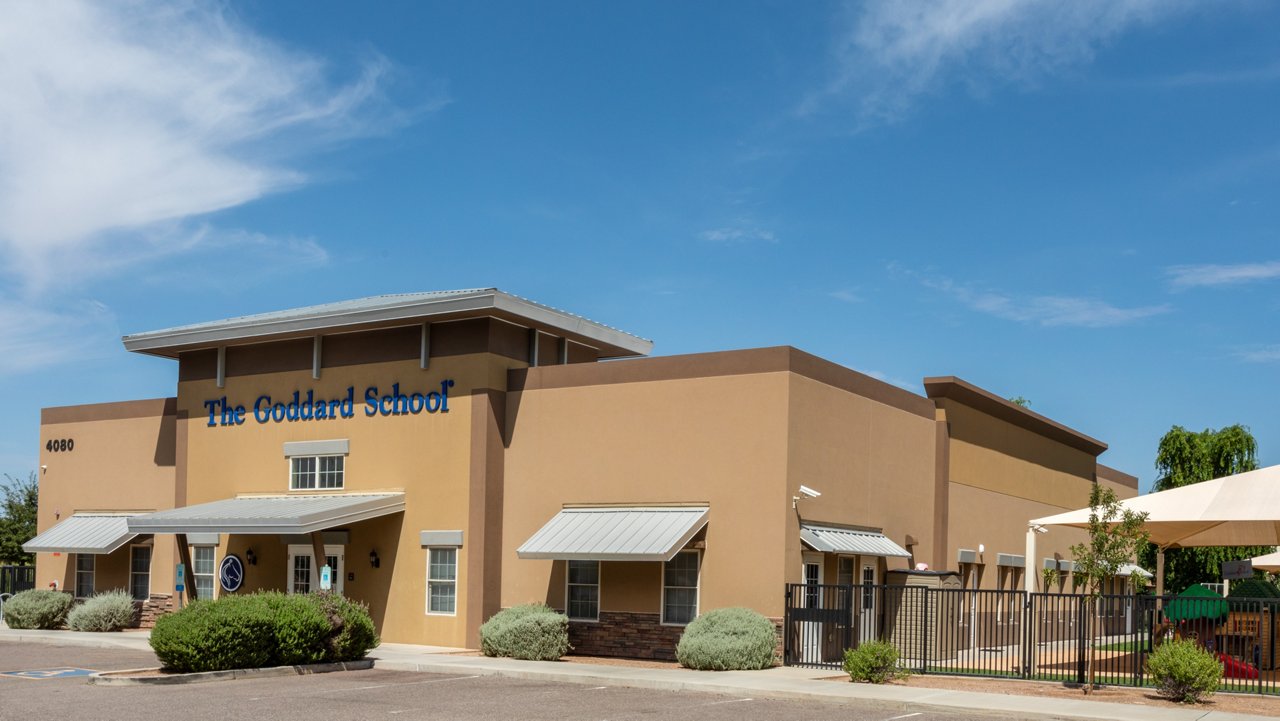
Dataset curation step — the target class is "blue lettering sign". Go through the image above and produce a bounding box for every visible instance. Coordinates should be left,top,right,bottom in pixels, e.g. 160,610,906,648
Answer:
206,381,452,427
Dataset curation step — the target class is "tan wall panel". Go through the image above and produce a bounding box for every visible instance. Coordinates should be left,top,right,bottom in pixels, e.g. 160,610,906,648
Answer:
502,372,791,617
601,561,662,614
785,374,938,577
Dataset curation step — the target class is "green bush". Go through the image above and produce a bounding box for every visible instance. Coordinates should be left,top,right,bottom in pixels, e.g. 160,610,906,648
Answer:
67,590,136,632
479,604,570,660
843,641,909,684
149,592,379,672
310,592,379,662
150,596,275,672
676,607,777,671
2,589,74,629
1146,639,1221,704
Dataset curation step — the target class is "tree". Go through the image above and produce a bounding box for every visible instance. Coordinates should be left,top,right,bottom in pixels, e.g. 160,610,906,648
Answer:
1138,425,1265,594
0,472,38,565
1008,396,1031,408
1070,482,1149,694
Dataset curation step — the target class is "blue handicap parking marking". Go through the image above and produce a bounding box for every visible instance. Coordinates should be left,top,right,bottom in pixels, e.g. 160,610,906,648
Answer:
0,667,97,680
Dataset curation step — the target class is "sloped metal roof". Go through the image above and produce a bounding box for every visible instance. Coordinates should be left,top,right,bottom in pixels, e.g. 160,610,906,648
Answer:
23,514,140,554
122,288,652,358
127,494,404,535
799,523,911,558
517,506,709,562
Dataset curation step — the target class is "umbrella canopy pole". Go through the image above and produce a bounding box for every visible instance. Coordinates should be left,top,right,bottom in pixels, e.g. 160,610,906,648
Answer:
1026,526,1038,593
1156,547,1165,597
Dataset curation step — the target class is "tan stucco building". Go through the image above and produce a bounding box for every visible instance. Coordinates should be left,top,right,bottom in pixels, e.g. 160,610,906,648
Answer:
26,289,1137,657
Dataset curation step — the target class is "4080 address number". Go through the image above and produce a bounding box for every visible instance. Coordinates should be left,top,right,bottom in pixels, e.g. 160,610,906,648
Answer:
46,438,74,452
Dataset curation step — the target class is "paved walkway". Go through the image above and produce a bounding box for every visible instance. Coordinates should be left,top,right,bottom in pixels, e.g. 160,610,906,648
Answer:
2,627,1273,721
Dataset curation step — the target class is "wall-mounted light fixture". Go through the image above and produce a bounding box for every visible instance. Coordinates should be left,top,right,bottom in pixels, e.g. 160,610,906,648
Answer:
369,549,380,568
245,548,257,566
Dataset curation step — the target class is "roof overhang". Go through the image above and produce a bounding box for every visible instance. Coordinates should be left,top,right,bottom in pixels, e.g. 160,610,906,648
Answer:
799,522,911,558
122,289,652,360
923,376,1108,456
23,514,141,554
126,494,405,535
517,506,709,562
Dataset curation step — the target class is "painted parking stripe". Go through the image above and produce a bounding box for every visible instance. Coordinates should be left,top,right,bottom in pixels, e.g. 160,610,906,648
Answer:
0,668,97,680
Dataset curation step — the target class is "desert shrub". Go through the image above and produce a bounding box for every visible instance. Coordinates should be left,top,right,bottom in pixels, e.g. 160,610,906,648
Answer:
479,603,570,660
843,641,909,684
309,592,379,662
150,596,275,672
258,592,330,666
67,589,136,632
676,607,776,671
1146,639,1221,704
2,589,73,629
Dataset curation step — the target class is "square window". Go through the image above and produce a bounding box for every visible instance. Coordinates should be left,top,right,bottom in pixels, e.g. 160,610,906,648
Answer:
290,455,343,490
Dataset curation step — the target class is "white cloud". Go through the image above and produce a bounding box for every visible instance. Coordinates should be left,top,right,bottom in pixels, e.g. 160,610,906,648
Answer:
698,225,778,243
0,299,118,375
829,289,862,303
1166,261,1280,289
908,269,1169,327
1236,346,1280,363
0,0,415,290
807,0,1194,123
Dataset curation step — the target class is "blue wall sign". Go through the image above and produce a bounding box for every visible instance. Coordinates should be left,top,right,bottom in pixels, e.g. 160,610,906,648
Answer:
203,380,454,427
219,554,245,593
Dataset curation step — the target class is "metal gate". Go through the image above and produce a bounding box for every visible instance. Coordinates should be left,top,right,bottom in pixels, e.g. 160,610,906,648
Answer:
0,565,35,596
783,583,854,668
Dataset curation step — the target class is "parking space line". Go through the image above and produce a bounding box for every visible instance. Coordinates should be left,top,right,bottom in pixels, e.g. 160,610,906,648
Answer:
312,674,482,694
885,713,923,720
699,698,753,706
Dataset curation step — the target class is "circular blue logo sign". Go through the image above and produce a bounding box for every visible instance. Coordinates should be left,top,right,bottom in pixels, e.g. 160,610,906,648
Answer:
219,554,245,593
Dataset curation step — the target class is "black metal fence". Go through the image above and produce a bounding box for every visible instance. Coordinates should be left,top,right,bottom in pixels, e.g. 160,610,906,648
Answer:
783,583,1280,695
0,565,35,596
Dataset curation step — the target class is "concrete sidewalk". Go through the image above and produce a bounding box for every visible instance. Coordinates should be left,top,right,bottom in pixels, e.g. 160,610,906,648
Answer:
3,627,1274,721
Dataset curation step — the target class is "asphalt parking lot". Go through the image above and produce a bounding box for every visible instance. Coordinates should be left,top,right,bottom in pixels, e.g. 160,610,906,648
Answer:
0,642,1004,721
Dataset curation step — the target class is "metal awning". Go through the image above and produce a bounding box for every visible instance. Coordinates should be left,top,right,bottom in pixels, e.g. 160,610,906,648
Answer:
23,514,140,554
517,506,709,562
127,493,404,535
800,523,911,558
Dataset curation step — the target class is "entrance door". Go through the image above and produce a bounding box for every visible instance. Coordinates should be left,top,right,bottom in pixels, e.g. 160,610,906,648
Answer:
287,545,345,595
802,553,824,663
859,562,878,644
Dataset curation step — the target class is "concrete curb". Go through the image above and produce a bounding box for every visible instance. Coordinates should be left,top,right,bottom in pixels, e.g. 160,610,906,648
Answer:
90,659,374,686
0,629,153,651
369,657,1275,721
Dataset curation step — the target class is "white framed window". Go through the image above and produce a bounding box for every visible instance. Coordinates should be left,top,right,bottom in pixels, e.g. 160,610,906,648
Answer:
426,547,457,615
662,550,699,625
566,560,600,621
192,546,216,600
290,455,344,490
74,554,95,598
130,545,152,601
286,545,343,594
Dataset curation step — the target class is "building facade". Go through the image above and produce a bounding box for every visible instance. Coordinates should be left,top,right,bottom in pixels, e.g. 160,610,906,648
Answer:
26,289,1138,657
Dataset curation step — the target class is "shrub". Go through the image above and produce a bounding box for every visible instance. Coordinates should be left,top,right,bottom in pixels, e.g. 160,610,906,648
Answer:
843,641,909,684
2,589,74,629
309,592,379,662
479,604,570,660
68,590,136,632
258,592,330,666
1146,639,1221,704
150,596,275,672
676,607,776,671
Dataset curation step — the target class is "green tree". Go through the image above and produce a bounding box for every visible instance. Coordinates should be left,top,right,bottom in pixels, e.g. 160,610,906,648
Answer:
1138,425,1264,594
1070,482,1149,694
1008,396,1031,408
0,472,38,565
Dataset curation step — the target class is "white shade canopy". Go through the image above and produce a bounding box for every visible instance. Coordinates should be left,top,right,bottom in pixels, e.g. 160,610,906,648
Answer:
1031,465,1280,549
1250,550,1280,572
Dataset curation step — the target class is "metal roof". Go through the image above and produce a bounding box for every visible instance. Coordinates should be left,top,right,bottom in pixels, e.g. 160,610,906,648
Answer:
127,494,404,535
122,289,653,359
23,514,140,554
1116,563,1153,579
517,506,709,562
799,523,911,558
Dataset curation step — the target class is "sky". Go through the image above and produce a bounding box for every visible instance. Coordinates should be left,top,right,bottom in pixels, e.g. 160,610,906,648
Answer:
0,0,1277,492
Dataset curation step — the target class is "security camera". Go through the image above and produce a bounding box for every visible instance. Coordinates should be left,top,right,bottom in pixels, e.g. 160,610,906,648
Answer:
798,485,822,499
40,465,47,470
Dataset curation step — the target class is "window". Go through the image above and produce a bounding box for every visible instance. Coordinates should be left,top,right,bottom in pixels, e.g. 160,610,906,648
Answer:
566,560,599,620
290,455,344,490
292,554,312,594
427,548,457,615
287,546,343,594
75,554,94,598
861,565,876,610
130,545,152,601
662,551,699,625
837,557,855,586
192,546,215,600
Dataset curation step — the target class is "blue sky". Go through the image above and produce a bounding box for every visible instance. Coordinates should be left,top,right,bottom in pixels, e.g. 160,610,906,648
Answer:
1,0,1277,491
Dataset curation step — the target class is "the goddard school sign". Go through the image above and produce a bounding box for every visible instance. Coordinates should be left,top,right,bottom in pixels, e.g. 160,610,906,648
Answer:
203,380,454,427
